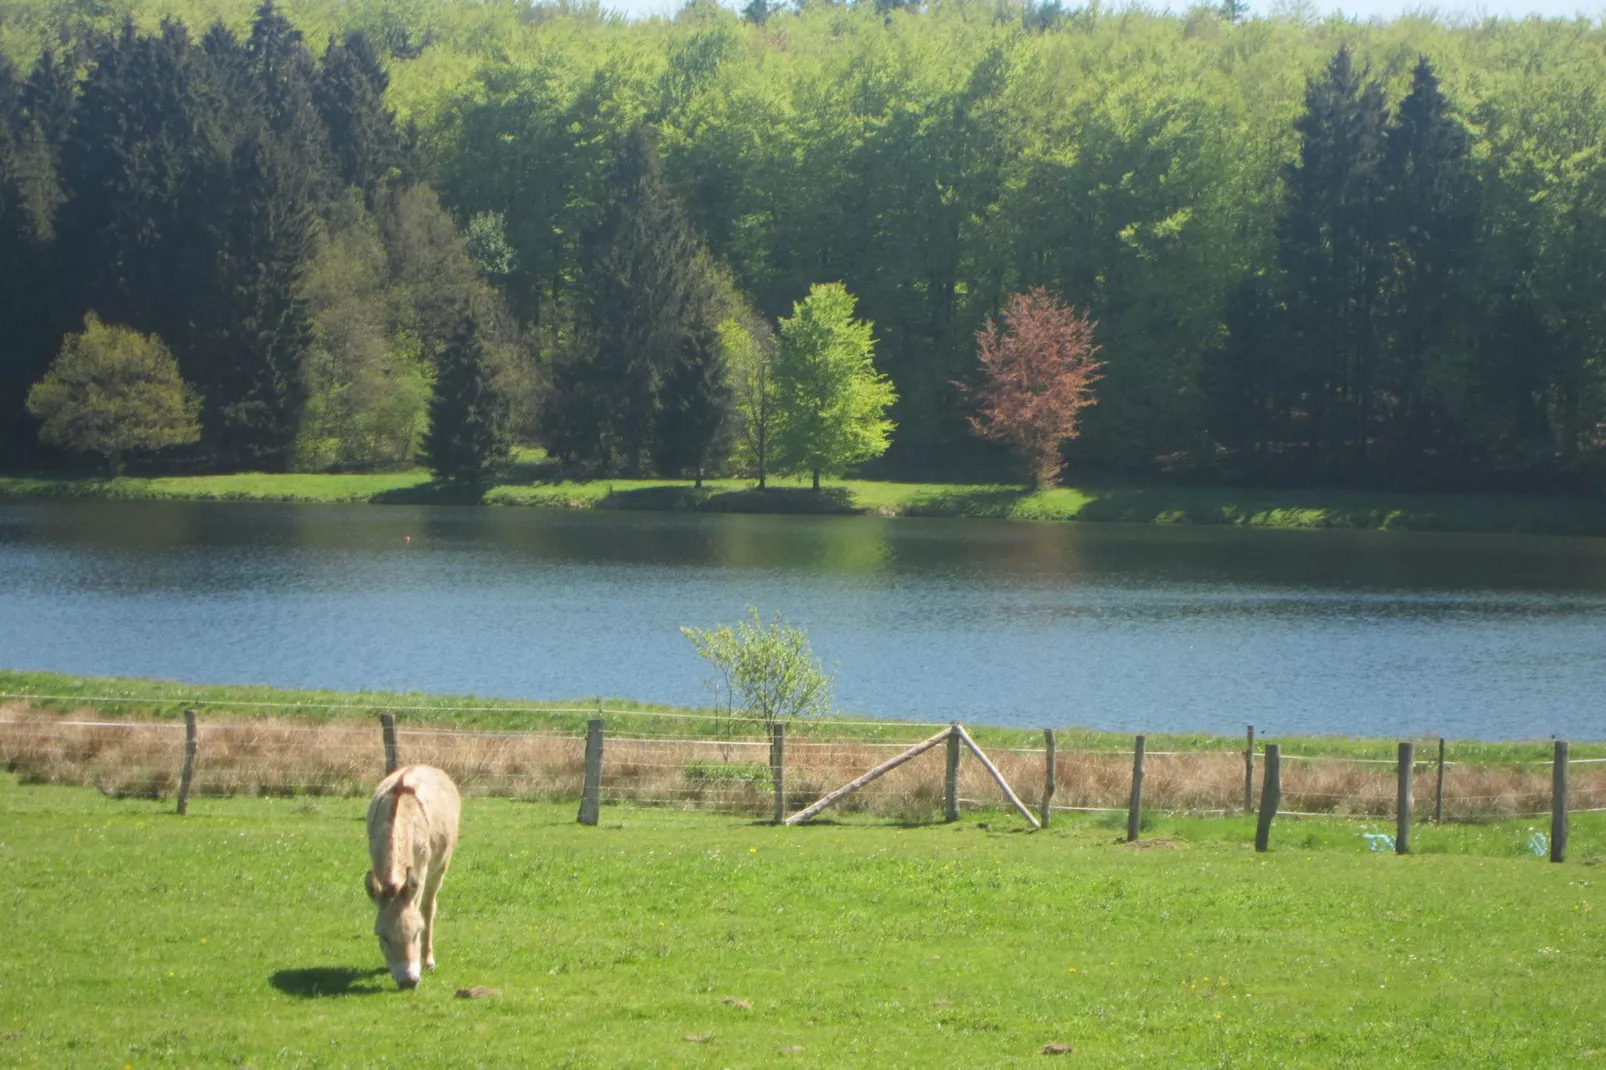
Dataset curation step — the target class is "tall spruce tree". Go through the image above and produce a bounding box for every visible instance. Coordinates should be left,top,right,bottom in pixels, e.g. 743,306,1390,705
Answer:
652,310,733,485
205,131,317,470
562,126,727,474
424,307,512,489
1377,56,1477,480
58,20,226,349
1275,46,1391,477
0,55,61,466
244,0,331,208
316,32,398,201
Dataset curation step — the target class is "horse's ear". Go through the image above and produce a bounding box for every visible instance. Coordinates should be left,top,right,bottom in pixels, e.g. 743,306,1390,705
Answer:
365,869,383,901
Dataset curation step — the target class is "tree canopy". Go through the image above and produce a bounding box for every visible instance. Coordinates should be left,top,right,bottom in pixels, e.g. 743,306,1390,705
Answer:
771,282,897,490
2,1,1606,491
968,288,1102,489
26,313,200,474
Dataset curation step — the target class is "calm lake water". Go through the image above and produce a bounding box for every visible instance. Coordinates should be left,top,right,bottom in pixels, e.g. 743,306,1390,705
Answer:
1,500,1603,741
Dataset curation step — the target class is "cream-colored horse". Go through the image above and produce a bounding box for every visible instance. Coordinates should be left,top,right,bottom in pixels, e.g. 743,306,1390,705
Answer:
365,765,461,989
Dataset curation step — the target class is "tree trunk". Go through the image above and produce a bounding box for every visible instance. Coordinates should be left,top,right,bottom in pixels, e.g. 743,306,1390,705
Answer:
811,468,820,491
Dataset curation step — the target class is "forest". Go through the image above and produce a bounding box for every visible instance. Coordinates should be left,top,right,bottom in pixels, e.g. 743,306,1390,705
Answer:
1,0,1603,491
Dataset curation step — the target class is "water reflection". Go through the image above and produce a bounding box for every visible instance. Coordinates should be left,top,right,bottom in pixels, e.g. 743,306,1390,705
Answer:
1,501,1604,740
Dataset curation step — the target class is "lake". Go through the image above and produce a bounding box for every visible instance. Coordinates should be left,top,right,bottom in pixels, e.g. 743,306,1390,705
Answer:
1,500,1603,741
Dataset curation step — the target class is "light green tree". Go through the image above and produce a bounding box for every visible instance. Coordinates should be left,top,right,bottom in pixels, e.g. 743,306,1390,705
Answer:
680,607,834,736
26,314,201,475
719,312,778,488
771,282,896,490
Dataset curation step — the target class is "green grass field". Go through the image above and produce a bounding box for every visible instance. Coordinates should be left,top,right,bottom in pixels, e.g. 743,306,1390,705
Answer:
3,775,1604,1067
5,462,1605,536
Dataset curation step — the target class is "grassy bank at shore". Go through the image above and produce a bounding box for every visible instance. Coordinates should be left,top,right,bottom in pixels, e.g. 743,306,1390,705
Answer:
4,670,1598,761
2,776,1603,1067
5,462,1605,535
4,672,1603,826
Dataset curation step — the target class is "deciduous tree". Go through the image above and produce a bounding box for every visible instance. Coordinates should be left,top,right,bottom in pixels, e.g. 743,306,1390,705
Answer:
966,287,1102,488
26,313,201,475
721,311,778,488
771,282,896,490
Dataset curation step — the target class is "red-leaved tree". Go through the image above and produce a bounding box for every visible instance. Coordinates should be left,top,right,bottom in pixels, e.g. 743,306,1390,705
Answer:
967,288,1103,488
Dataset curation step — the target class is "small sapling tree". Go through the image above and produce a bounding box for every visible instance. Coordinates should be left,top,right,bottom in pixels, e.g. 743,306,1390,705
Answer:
26,314,202,475
966,287,1103,488
681,607,834,743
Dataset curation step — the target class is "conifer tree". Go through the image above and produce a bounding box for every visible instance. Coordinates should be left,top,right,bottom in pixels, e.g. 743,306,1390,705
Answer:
424,307,512,489
58,20,226,348
316,32,398,201
652,313,733,486
567,126,726,474
205,132,317,470
245,0,331,207
0,56,63,466
1377,56,1477,476
1274,46,1390,476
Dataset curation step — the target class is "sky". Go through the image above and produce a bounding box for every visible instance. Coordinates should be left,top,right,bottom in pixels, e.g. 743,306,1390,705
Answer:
601,0,1604,23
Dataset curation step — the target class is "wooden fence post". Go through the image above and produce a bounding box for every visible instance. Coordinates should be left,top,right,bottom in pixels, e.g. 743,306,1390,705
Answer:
1040,729,1056,828
1434,737,1446,824
1254,744,1280,852
176,710,197,816
1244,724,1255,814
1396,742,1414,855
944,725,960,823
578,718,604,826
380,713,399,775
770,722,785,825
1126,735,1145,843
1552,740,1569,864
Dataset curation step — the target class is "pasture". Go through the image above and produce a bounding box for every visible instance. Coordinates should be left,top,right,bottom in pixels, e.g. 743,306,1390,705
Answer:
2,775,1604,1067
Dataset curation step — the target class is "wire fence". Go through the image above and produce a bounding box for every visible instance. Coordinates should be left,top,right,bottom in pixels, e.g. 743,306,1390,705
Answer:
3,702,1603,828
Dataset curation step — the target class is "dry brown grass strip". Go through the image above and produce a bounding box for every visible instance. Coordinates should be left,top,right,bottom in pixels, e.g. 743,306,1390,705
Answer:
2,705,1601,821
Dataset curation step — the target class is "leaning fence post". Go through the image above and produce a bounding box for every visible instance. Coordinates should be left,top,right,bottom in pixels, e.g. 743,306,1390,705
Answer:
1396,742,1415,855
1434,737,1446,824
770,722,785,825
380,713,399,774
176,709,198,816
1552,740,1569,864
1254,744,1280,852
944,725,961,823
1126,735,1145,843
1040,729,1056,828
1244,724,1255,813
578,718,604,826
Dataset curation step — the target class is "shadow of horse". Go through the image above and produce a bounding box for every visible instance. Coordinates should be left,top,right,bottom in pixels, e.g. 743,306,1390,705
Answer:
270,965,391,998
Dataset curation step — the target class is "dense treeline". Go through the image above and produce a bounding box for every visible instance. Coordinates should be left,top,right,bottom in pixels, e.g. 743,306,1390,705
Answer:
0,0,524,476
1,0,1603,490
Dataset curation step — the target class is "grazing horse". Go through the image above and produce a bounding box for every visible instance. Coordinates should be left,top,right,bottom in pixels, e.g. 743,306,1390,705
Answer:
365,764,460,989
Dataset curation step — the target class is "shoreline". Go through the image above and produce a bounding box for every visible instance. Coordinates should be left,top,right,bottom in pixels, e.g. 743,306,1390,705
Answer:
2,670,1598,757
4,469,1606,537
